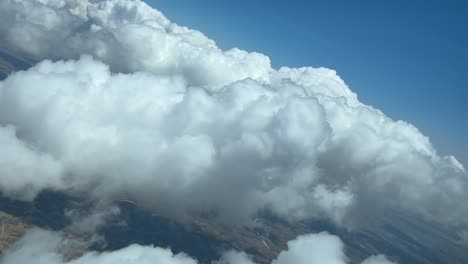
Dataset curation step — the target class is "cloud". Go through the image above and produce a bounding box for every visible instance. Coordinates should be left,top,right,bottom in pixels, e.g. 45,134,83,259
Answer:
270,233,396,264
272,232,347,264
0,228,197,264
0,125,63,200
0,0,271,90
1,55,466,229
360,255,396,264
0,0,467,233
0,228,395,264
217,251,257,264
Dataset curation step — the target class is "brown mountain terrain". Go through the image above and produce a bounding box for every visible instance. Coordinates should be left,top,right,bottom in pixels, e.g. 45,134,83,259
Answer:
0,191,467,264
0,212,30,254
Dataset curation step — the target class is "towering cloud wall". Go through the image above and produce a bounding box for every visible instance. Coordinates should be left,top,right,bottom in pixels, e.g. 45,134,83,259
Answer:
0,0,466,236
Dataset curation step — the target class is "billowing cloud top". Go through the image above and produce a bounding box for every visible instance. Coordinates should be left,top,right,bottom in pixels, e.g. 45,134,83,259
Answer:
0,0,271,90
0,0,467,233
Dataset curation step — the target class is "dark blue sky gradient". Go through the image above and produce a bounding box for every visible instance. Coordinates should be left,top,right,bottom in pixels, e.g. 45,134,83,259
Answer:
148,0,467,164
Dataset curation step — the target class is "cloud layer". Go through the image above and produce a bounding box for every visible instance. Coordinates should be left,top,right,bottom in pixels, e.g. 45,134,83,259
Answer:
0,0,467,234
0,228,395,264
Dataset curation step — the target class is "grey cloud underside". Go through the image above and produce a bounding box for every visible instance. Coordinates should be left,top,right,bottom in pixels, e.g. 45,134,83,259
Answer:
0,0,467,248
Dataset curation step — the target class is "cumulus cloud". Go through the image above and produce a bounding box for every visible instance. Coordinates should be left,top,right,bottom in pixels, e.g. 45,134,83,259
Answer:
0,0,467,233
0,228,197,264
271,232,347,264
360,255,396,264
0,0,270,90
1,55,466,228
0,228,395,264
0,125,63,200
270,233,395,264
217,233,396,264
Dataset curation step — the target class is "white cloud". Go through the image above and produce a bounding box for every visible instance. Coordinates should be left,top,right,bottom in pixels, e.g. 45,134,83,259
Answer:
272,232,347,264
0,228,197,264
0,0,271,90
0,0,467,233
216,251,256,264
361,255,396,264
0,228,395,264
271,233,396,264
0,125,63,200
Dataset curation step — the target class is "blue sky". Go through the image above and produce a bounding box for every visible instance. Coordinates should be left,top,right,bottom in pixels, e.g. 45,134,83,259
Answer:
148,0,467,165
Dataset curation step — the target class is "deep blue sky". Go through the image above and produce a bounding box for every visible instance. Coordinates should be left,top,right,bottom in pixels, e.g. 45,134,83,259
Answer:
148,0,467,165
